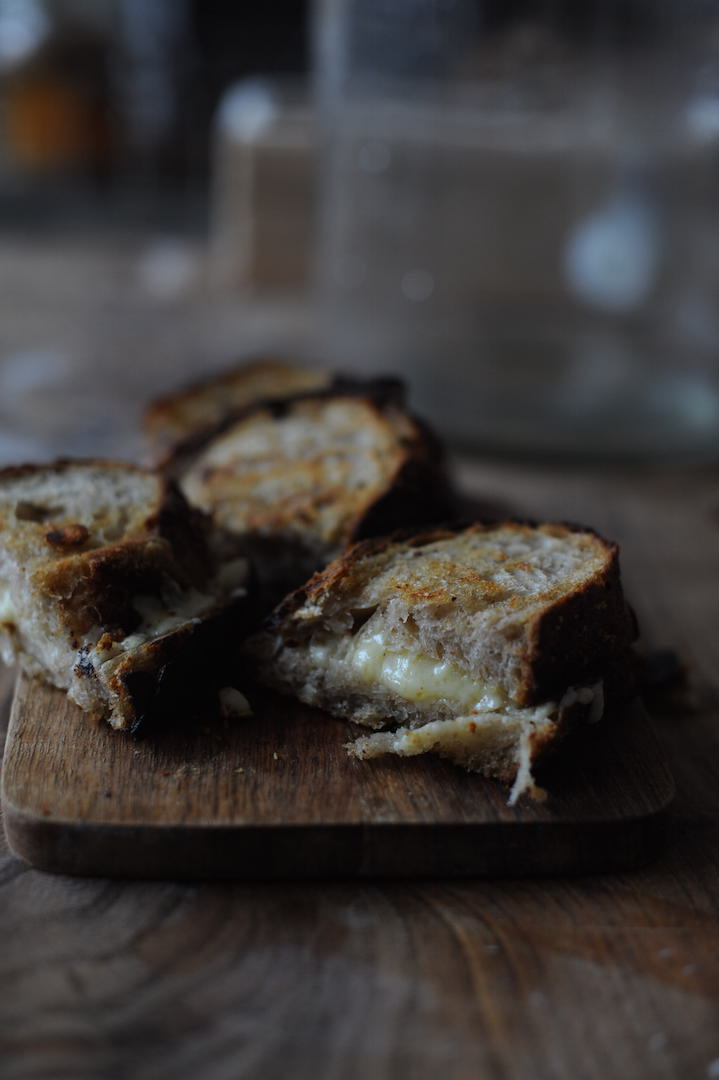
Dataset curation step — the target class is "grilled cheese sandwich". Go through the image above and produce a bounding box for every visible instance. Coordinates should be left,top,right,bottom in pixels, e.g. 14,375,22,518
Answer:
0,461,251,731
247,522,635,801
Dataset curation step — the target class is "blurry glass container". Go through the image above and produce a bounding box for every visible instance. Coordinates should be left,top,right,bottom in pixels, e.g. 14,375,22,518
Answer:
313,0,719,460
209,78,314,293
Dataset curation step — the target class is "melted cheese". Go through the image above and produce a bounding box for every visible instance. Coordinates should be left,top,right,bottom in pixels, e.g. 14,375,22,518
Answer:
335,631,506,711
318,628,605,806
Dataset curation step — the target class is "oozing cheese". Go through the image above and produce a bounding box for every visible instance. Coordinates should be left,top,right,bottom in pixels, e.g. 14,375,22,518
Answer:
340,631,506,711
309,624,606,806
324,631,604,715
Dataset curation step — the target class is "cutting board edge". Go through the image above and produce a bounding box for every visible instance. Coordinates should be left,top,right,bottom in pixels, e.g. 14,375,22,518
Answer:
2,790,673,881
2,670,676,880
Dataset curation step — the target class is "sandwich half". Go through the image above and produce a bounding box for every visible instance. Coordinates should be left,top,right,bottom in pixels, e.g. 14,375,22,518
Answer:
247,522,637,802
0,461,251,732
165,385,454,606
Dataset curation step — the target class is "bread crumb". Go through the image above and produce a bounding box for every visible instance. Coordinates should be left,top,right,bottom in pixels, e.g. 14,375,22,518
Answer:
219,686,252,719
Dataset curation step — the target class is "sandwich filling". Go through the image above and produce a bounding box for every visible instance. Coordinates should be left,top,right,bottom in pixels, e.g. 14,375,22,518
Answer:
309,623,603,803
324,630,507,710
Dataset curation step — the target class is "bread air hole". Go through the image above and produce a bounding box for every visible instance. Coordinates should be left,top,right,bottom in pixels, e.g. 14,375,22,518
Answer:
349,606,378,634
15,501,65,522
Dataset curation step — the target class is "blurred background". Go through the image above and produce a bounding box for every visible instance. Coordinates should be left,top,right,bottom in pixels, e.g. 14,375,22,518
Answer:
0,0,718,463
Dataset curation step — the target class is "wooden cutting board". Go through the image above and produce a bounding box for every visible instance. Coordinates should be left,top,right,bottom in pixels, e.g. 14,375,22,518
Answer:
2,671,673,879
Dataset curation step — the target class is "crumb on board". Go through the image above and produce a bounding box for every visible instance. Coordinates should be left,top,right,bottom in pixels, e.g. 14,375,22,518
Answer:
219,686,253,719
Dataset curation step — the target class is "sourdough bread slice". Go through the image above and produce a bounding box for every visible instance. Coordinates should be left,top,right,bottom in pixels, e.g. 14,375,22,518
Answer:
145,358,332,456
246,522,637,802
167,387,454,607
0,461,250,731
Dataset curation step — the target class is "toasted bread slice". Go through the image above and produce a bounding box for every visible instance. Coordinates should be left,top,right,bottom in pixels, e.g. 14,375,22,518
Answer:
144,358,332,456
167,387,455,606
0,461,251,731
247,522,637,802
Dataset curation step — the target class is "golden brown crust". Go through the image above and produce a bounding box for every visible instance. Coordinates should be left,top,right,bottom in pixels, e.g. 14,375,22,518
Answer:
0,460,213,642
261,524,462,631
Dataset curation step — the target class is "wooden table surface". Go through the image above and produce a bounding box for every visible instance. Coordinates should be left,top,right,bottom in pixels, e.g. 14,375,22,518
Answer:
1,454,718,1080
0,236,716,1078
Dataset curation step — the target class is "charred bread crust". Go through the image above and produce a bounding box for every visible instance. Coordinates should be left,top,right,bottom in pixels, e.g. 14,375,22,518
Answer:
521,552,636,706
346,416,457,543
255,521,637,706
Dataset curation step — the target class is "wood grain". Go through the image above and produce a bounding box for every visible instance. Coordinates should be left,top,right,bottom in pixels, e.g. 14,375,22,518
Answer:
2,672,672,879
1,458,718,1080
